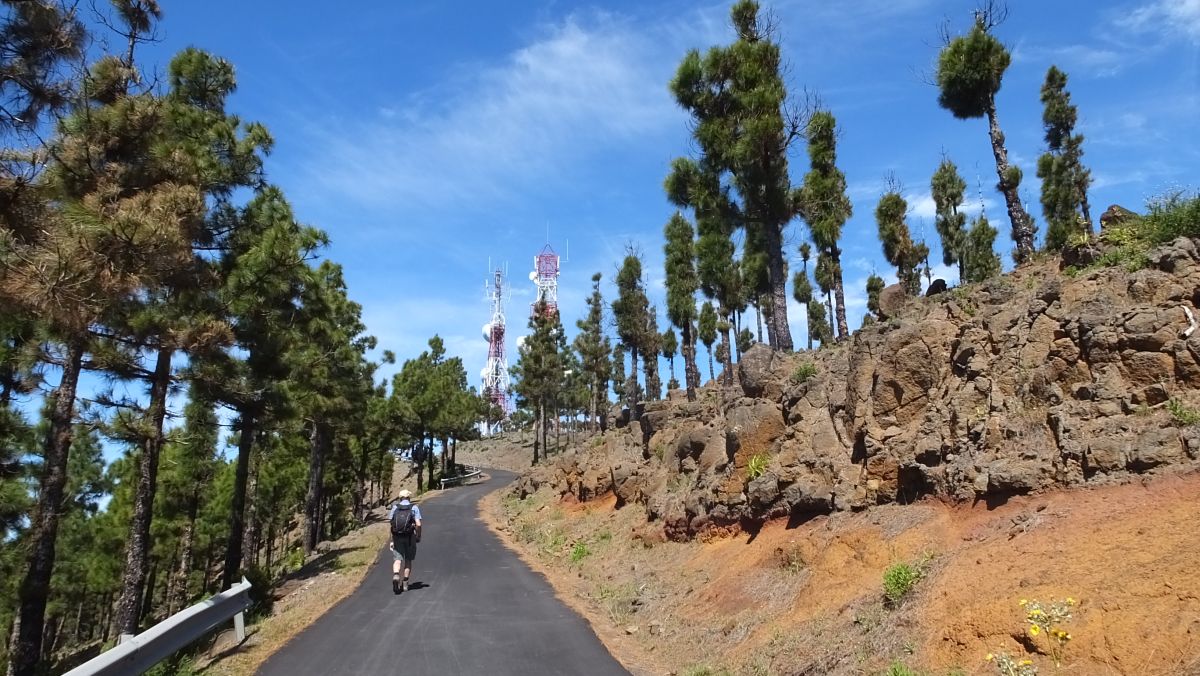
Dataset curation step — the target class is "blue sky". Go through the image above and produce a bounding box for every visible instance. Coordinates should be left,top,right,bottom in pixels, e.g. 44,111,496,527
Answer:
106,0,1198,420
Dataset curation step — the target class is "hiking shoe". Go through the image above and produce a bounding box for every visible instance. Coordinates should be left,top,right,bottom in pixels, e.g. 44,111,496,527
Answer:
402,579,409,592
392,574,401,594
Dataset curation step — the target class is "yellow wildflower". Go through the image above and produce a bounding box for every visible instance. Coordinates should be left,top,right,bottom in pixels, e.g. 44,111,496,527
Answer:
1020,660,1033,666
1018,599,1028,606
1029,608,1045,616
1066,597,1077,605
1029,625,1041,636
985,653,994,662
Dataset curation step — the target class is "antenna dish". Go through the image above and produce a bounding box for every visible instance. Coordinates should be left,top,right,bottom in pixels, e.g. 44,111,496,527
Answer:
482,322,492,341
528,270,538,282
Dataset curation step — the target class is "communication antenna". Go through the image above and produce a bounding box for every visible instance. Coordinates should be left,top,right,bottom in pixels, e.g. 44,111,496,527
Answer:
480,266,511,433
531,243,560,318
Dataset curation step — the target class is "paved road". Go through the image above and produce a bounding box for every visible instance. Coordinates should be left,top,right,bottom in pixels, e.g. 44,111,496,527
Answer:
258,470,629,676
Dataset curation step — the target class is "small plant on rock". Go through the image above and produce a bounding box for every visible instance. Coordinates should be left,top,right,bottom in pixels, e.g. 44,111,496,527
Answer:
883,561,922,607
570,541,591,564
883,660,925,676
791,362,817,383
986,652,1037,676
747,453,769,479
1168,398,1200,426
1021,597,1076,667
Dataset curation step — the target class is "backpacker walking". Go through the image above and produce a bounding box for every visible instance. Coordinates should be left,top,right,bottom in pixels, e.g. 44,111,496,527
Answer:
388,489,423,593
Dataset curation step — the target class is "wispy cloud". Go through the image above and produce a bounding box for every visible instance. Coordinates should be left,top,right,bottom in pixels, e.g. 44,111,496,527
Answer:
1013,44,1127,77
1117,0,1200,42
294,12,687,213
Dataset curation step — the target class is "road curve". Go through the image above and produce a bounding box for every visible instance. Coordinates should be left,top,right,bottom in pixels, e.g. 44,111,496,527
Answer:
257,469,630,676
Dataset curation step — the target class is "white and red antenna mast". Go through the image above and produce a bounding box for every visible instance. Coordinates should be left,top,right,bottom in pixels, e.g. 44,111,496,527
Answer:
530,244,560,317
481,266,510,430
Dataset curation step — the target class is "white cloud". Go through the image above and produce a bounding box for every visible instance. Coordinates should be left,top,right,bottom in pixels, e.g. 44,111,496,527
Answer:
296,12,686,212
1118,0,1200,42
1013,44,1127,77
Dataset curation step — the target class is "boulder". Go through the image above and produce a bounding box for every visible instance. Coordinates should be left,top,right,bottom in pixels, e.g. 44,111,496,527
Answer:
737,343,780,399
878,283,908,320
925,278,948,297
1099,204,1140,239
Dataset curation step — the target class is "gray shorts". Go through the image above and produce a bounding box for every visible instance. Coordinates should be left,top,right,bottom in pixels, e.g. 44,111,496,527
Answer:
392,536,416,562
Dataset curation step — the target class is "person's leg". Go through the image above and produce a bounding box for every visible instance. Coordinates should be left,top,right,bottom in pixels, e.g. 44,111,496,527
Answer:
402,540,414,590
392,547,402,591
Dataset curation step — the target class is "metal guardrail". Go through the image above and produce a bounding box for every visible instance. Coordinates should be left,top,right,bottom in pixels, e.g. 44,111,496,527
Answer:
64,578,252,676
438,464,483,490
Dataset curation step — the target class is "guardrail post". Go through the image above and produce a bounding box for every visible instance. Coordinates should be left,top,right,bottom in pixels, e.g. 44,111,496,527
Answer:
234,610,245,642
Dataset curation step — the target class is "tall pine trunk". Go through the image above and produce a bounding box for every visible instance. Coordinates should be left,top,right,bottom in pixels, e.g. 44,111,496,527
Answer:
986,97,1034,263
7,339,85,676
304,420,331,554
832,258,849,341
626,347,640,421
427,436,436,488
681,322,698,401
706,344,715,383
115,347,173,636
532,402,541,465
720,317,735,385
765,227,794,351
169,491,198,613
222,405,258,590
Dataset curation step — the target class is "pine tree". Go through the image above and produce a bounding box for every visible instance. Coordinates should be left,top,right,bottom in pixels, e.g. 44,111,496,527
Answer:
797,111,852,341
510,305,567,463
642,309,662,402
697,302,717,383
662,212,701,400
197,186,325,590
610,344,627,403
936,5,1035,263
661,328,679,391
931,157,968,283
573,273,611,432
670,0,803,350
866,274,885,319
875,190,929,295
963,213,1002,283
0,0,86,135
1038,65,1092,250
612,252,650,419
665,158,739,385
814,251,838,336
793,243,816,350
807,299,832,346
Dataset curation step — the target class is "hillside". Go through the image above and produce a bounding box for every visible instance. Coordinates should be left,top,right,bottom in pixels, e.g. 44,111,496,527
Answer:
462,235,1200,675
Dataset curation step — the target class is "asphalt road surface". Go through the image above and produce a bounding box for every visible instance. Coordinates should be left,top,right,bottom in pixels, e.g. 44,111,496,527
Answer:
257,469,630,676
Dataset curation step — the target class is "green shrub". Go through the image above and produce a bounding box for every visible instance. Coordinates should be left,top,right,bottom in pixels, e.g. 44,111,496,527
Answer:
1084,191,1200,274
747,453,769,479
570,541,590,564
243,565,275,620
883,662,925,676
883,561,922,607
791,362,817,383
1168,398,1200,426
1143,190,1200,242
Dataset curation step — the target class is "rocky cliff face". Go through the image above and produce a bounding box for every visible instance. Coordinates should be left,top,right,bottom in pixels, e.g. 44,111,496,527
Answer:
515,237,1200,541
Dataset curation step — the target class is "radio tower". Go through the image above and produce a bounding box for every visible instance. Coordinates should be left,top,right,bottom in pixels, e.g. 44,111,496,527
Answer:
481,268,510,433
529,244,560,316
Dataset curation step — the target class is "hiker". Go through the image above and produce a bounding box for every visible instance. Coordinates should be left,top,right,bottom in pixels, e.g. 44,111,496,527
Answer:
388,489,422,593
